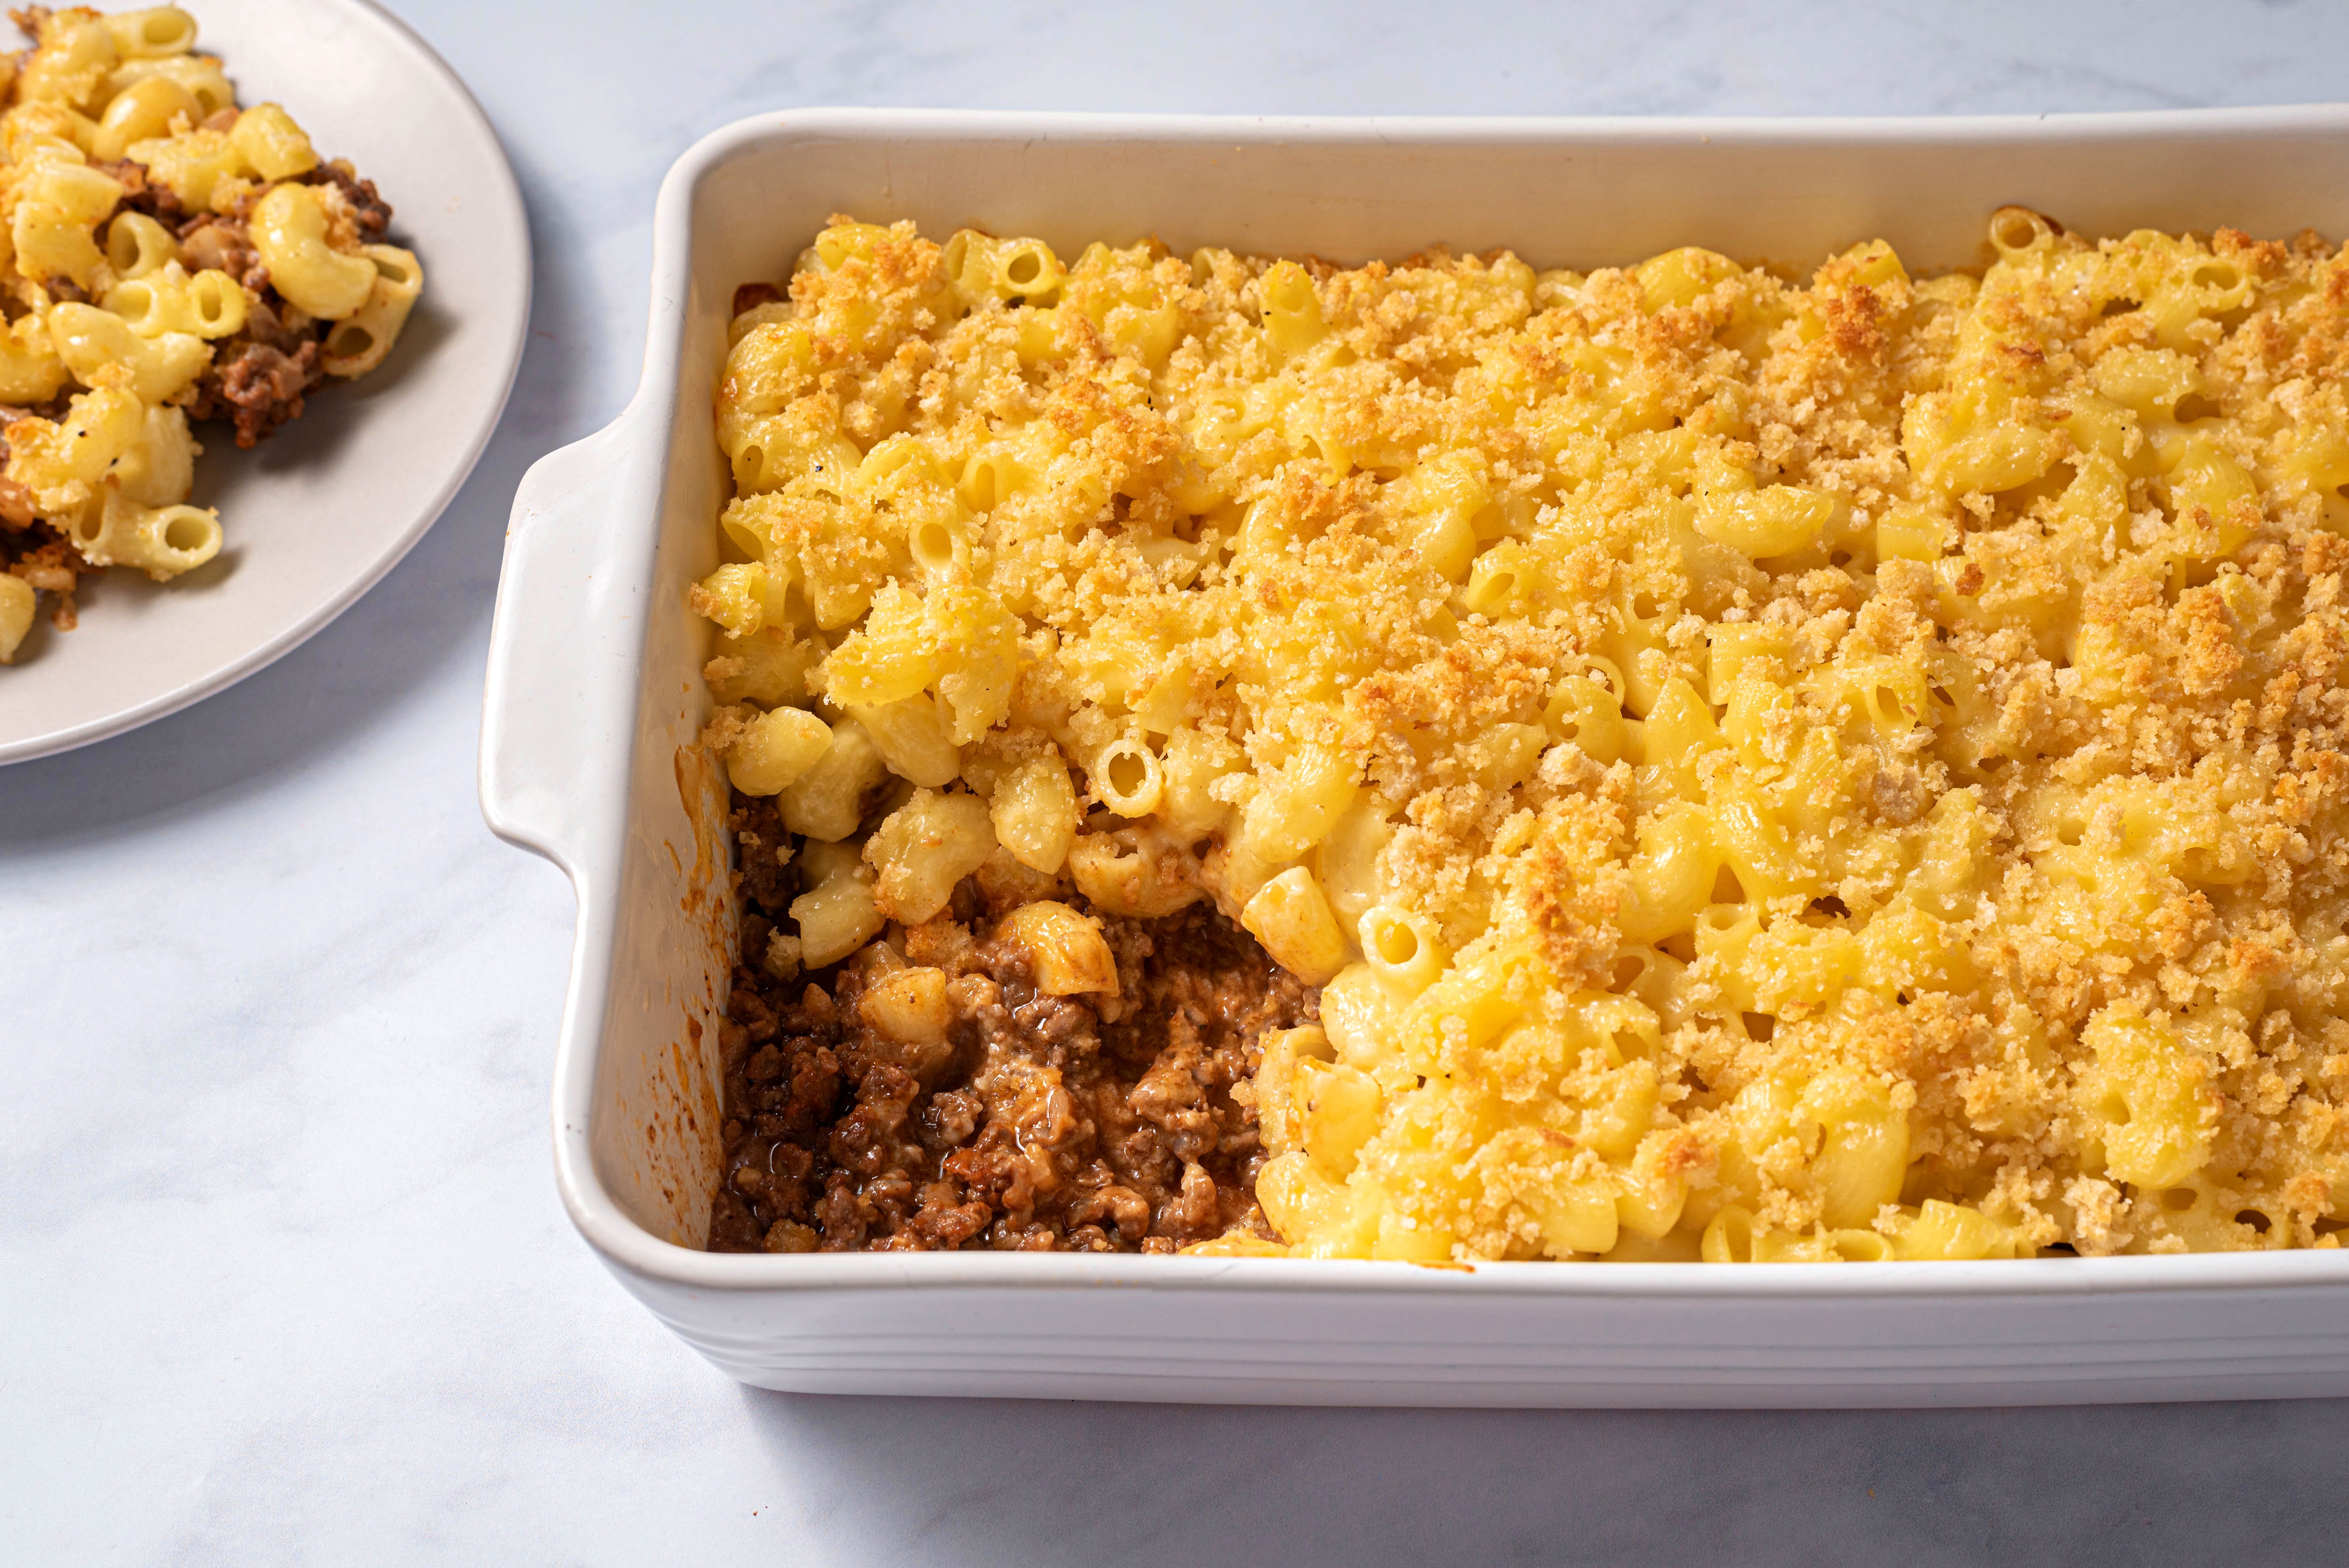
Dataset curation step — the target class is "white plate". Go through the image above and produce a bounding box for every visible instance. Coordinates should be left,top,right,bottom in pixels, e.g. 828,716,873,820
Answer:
0,0,528,764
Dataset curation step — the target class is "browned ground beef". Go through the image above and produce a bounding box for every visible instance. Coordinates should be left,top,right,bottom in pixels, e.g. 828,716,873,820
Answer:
706,789,1315,1254
178,214,267,292
97,157,184,224
192,336,326,448
303,159,393,242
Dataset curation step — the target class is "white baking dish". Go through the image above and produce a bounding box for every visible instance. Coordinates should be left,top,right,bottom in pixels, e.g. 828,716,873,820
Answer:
481,106,2349,1406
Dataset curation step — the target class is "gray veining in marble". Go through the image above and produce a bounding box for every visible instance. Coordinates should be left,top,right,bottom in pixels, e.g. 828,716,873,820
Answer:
8,2,2349,1562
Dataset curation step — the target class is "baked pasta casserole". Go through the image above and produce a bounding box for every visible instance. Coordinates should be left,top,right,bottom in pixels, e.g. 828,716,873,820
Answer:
696,208,2349,1263
0,4,424,665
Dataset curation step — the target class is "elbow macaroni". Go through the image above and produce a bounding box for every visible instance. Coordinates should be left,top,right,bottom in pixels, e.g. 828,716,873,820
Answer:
698,208,2349,1262
247,181,371,318
0,5,423,661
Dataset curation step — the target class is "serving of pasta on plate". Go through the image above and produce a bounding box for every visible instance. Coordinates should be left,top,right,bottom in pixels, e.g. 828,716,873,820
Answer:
0,3,423,667
690,207,2349,1266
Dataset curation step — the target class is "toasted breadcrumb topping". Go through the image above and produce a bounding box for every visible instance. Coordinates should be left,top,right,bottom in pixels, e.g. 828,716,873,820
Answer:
700,210,2349,1262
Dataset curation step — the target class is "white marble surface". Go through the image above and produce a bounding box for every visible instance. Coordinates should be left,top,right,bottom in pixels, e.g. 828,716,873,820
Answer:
8,1,2349,1561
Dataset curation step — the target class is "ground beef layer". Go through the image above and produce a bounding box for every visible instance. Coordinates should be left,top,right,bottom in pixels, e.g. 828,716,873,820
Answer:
706,792,1316,1254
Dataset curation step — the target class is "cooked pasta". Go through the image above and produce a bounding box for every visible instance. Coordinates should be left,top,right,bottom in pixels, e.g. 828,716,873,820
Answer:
698,209,2349,1262
0,4,425,665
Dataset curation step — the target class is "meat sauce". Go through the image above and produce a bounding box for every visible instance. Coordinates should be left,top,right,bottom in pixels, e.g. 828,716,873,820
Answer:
706,791,1316,1254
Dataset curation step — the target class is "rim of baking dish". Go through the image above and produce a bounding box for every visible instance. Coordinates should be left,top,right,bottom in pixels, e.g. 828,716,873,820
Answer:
555,104,2349,1297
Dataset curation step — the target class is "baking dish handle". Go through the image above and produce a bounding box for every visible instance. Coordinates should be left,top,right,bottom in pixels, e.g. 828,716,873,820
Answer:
479,418,642,878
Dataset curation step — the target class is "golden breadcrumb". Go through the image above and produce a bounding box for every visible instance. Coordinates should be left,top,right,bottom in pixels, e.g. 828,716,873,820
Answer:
699,209,2349,1263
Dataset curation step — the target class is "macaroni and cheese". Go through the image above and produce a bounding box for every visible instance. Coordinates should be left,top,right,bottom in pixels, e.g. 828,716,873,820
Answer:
701,209,2349,1263
0,4,424,665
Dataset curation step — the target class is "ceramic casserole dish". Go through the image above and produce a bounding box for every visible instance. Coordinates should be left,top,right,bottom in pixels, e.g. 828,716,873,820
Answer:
482,107,2349,1406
